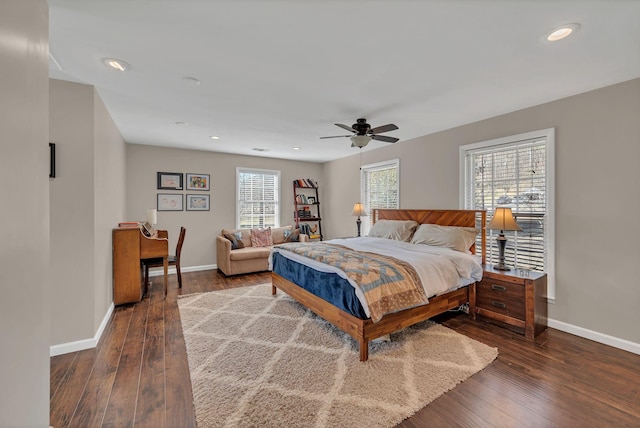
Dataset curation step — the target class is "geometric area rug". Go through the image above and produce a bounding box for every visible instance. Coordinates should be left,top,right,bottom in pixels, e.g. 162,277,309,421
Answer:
177,284,498,428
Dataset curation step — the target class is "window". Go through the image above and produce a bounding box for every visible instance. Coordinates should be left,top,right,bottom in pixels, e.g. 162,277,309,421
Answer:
236,168,280,229
460,128,555,299
360,159,399,235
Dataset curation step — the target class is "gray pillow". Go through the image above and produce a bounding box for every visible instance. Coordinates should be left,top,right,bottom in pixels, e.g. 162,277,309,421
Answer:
368,220,418,242
410,223,477,252
283,228,300,242
224,233,245,250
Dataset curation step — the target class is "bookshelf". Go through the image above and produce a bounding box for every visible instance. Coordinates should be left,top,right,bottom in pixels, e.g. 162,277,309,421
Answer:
293,179,323,240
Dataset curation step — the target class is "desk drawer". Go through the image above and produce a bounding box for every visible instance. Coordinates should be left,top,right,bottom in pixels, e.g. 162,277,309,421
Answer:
476,278,525,320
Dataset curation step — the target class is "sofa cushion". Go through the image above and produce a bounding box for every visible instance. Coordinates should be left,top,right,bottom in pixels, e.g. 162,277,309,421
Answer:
270,225,292,244
229,246,272,261
283,228,301,242
223,232,245,250
251,227,273,247
221,228,252,248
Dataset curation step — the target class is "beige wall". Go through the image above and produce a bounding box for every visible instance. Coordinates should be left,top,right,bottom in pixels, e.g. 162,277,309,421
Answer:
323,78,640,345
93,90,127,331
49,79,126,346
50,80,96,343
0,0,50,425
126,145,324,268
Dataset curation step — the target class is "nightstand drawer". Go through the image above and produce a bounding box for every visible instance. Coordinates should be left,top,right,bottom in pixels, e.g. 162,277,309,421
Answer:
476,279,525,320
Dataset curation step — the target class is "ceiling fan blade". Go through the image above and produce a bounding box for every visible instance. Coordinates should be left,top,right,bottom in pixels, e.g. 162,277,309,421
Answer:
319,135,352,139
369,123,398,134
335,123,355,132
371,134,399,143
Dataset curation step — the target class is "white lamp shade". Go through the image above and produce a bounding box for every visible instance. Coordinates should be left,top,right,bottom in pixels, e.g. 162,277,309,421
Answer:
351,203,367,217
488,207,521,232
146,209,158,225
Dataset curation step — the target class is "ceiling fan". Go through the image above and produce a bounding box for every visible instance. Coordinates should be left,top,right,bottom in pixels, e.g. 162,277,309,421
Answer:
320,118,399,148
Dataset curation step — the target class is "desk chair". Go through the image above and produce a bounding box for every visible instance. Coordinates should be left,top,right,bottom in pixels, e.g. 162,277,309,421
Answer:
144,227,186,294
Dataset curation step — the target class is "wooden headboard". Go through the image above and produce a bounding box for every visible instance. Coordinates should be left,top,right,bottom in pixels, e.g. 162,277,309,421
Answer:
373,209,486,264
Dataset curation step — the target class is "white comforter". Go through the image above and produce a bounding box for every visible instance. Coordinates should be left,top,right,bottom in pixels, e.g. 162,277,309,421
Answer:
271,236,483,318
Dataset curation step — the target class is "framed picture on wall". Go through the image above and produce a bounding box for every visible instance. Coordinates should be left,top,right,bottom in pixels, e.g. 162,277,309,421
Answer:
186,194,210,211
157,193,183,211
157,172,183,190
186,173,210,191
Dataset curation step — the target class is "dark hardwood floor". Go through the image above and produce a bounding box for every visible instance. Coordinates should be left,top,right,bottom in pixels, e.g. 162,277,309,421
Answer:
50,270,640,427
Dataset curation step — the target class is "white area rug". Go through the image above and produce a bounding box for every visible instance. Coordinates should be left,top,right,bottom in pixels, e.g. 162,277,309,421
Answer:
178,284,497,428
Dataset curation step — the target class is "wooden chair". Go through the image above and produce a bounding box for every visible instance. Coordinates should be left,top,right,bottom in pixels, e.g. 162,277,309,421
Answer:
144,227,186,294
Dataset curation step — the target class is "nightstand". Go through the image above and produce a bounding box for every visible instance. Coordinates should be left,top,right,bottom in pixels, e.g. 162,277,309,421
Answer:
469,265,548,338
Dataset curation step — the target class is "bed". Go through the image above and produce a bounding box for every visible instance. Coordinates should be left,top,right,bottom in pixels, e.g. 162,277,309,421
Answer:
270,208,486,361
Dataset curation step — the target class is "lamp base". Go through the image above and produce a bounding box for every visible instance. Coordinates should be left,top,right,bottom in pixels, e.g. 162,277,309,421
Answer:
494,233,511,271
493,263,512,271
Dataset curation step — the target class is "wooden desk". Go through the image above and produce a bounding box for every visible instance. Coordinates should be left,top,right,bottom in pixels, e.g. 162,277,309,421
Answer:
112,227,169,305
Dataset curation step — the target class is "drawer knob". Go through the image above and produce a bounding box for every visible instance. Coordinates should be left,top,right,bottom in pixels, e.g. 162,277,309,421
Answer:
491,300,506,309
491,284,507,291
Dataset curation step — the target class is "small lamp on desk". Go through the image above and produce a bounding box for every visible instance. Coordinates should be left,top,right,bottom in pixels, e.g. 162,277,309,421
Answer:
351,202,367,237
146,209,157,226
488,207,522,271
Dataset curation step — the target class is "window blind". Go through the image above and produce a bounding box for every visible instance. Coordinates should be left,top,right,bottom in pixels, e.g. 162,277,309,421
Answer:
462,132,553,280
361,159,399,235
237,168,280,229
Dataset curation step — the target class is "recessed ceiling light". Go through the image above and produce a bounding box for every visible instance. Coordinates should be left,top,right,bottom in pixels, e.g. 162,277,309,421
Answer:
546,23,580,42
293,147,301,150
102,57,130,71
209,135,220,140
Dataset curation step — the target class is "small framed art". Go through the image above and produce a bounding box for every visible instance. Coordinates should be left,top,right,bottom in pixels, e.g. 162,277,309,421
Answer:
157,172,183,190
186,194,210,211
186,173,210,191
157,193,183,211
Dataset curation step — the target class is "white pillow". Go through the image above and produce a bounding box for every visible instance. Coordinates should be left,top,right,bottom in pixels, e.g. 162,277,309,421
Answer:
367,220,418,242
410,223,477,252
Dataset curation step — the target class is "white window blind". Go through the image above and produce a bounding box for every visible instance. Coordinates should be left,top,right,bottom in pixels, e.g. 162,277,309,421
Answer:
460,128,555,299
236,168,280,229
360,159,399,235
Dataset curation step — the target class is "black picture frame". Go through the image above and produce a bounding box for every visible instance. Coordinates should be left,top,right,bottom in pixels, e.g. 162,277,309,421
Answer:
186,173,210,191
49,143,56,178
186,194,210,211
157,172,183,190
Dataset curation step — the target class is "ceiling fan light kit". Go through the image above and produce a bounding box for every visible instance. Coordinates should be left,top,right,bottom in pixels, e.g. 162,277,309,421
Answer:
351,135,372,148
320,118,399,148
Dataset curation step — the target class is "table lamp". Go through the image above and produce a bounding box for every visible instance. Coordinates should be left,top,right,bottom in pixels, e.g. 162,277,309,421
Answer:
146,208,157,226
488,207,522,271
351,202,367,237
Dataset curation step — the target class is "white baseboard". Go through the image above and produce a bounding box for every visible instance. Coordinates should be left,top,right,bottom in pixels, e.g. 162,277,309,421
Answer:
548,318,640,355
54,269,636,358
50,302,115,357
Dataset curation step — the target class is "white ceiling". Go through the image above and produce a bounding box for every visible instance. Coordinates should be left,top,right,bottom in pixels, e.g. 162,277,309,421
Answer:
48,0,640,163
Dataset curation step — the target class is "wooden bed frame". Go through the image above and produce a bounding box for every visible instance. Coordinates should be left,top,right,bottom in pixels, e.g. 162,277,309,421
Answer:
271,208,486,361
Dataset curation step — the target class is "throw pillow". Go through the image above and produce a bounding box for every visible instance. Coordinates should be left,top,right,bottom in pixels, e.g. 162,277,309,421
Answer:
283,228,300,242
368,219,419,241
410,223,477,253
223,233,245,250
250,227,273,247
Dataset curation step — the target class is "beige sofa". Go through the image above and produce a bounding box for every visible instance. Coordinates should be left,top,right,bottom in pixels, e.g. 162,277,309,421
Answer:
216,225,307,276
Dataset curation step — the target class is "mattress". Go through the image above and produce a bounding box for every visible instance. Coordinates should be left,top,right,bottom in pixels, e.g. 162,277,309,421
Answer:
271,237,483,319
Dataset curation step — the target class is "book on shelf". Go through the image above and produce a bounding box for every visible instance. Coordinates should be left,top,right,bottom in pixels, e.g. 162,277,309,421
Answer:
294,178,317,188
